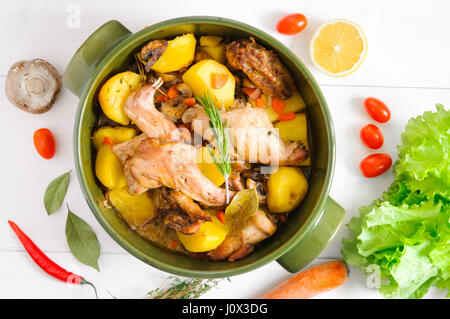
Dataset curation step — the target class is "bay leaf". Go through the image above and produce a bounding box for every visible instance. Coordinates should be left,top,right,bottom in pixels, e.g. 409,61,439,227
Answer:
44,171,71,215
65,207,101,271
225,188,259,235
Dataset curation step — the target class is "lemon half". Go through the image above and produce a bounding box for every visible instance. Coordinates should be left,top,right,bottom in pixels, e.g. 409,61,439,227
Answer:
310,19,367,77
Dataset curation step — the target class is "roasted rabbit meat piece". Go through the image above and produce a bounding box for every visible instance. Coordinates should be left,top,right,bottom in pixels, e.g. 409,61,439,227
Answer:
193,105,308,165
208,209,277,261
120,137,233,206
122,78,191,143
150,188,210,235
226,38,295,100
112,133,148,163
165,189,212,222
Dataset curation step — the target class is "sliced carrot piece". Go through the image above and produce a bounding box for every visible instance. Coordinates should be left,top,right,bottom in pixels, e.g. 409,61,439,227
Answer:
169,240,179,249
167,85,179,99
272,98,286,114
157,94,169,102
278,111,296,121
211,73,228,89
101,136,114,146
216,211,226,224
176,123,191,131
243,87,262,101
254,96,265,108
183,97,196,107
261,260,349,299
243,87,257,96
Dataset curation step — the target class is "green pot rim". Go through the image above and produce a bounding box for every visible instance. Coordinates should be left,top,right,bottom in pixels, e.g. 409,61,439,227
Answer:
74,16,335,278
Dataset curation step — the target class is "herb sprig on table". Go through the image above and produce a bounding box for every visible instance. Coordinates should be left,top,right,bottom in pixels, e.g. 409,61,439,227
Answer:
196,93,231,203
147,277,222,299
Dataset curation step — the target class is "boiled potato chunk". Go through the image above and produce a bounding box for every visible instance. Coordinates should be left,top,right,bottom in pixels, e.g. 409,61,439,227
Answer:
274,113,310,166
201,43,226,64
266,106,279,122
98,71,143,125
267,167,308,213
177,216,227,252
199,35,223,47
95,144,127,189
197,147,225,186
92,126,137,149
284,91,306,113
107,187,155,228
151,34,196,73
182,59,235,108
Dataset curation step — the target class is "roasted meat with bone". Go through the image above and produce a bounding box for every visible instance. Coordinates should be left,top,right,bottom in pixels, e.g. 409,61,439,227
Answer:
193,105,308,166
116,135,232,206
113,81,234,232
114,81,232,205
208,209,277,261
122,78,190,143
149,188,210,235
226,38,295,100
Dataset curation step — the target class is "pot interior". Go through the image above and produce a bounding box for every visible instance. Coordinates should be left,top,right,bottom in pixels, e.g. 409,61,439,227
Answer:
75,17,334,277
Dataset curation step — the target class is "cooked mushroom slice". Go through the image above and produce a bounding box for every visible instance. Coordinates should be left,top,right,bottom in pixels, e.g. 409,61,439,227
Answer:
161,100,189,120
5,59,61,114
181,105,202,123
246,178,267,204
160,83,195,120
175,83,193,95
140,40,168,72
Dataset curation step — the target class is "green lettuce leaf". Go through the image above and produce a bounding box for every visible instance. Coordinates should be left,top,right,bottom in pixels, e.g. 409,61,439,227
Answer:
395,104,450,199
342,105,450,299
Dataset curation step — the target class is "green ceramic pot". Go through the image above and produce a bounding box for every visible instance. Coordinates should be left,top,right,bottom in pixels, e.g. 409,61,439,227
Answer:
64,17,345,278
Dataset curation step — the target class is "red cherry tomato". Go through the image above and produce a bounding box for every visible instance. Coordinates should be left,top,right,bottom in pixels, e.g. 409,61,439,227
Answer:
277,13,308,35
360,153,392,178
364,97,391,123
33,128,56,159
360,124,384,149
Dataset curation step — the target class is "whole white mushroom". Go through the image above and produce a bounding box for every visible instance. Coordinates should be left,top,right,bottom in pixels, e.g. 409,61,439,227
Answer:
5,59,61,114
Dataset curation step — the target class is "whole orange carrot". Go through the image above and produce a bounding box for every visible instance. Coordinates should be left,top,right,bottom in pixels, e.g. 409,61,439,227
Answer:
261,260,349,299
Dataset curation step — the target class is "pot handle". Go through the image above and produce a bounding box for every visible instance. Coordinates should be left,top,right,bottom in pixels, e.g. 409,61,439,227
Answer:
63,20,132,98
276,196,346,273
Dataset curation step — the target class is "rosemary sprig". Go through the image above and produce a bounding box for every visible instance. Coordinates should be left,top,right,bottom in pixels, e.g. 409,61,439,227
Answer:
196,93,231,203
134,53,146,83
147,277,221,299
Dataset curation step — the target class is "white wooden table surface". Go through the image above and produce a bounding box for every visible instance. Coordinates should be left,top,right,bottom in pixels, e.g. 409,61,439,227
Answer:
0,0,449,299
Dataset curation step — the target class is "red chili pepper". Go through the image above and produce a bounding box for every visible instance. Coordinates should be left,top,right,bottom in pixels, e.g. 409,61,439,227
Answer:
216,211,226,224
8,220,98,298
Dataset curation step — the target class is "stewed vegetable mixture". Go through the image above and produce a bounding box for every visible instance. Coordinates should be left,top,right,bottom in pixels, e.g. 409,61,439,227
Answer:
93,34,311,261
